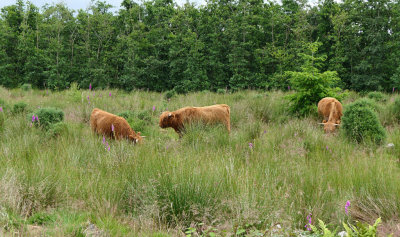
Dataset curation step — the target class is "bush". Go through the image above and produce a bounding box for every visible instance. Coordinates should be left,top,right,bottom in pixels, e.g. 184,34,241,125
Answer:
216,88,226,94
30,108,64,130
342,101,386,145
136,110,152,123
117,111,135,120
164,90,176,100
46,122,68,138
12,102,28,114
20,83,32,91
367,91,386,102
286,42,341,116
346,98,378,111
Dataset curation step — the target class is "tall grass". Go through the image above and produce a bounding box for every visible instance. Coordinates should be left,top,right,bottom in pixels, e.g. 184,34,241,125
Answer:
0,87,400,235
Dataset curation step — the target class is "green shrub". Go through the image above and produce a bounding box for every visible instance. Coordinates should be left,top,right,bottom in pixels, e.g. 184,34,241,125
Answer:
20,83,32,91
164,90,176,100
12,102,28,114
136,110,152,123
345,98,378,111
342,101,386,145
216,88,226,94
127,118,146,133
367,91,386,102
30,107,64,130
286,42,341,116
117,110,135,120
46,122,68,138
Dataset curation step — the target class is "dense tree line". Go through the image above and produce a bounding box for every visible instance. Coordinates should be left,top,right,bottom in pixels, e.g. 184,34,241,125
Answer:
0,0,399,92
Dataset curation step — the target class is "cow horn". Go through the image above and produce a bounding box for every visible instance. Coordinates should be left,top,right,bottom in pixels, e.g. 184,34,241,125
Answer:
168,113,172,117
334,124,340,126
318,123,325,125
141,136,146,138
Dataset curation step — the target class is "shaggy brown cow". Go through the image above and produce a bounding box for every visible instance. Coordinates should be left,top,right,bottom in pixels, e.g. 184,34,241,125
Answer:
90,108,143,143
317,97,343,133
159,104,230,136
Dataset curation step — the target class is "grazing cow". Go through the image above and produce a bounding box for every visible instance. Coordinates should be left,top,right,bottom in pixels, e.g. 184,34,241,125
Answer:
317,97,343,133
159,104,230,136
90,108,143,143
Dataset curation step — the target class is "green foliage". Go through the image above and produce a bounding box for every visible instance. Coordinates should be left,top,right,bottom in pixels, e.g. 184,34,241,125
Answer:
342,101,386,145
310,218,382,237
347,98,378,111
27,212,56,225
0,111,4,131
164,90,176,100
390,97,400,122
46,122,68,138
217,88,226,94
286,42,341,116
117,111,135,120
0,0,397,92
118,109,152,134
12,102,28,114
20,83,32,91
30,107,64,130
367,92,386,102
310,219,336,237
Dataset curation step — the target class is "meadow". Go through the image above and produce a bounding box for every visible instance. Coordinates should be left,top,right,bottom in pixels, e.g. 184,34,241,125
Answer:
1,87,400,236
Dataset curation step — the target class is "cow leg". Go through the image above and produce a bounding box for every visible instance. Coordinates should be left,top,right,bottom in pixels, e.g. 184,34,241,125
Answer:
225,121,231,134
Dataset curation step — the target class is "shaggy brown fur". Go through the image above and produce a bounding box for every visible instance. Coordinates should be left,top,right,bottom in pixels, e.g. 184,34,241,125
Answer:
90,108,143,143
317,97,343,133
159,104,231,136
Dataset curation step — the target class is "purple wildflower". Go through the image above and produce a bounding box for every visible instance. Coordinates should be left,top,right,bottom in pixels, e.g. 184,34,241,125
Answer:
0,107,3,112
288,86,291,90
109,92,112,97
89,83,92,91
102,135,105,144
111,124,114,132
263,130,267,134
32,115,36,123
305,213,312,231
345,200,351,215
152,106,156,112
393,87,395,93
249,142,253,149
35,115,38,121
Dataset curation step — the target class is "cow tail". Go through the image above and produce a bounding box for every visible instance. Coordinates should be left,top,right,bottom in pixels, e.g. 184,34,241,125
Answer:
328,101,336,122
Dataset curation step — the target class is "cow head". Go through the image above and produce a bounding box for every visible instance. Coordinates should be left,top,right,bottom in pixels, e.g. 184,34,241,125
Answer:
129,132,143,144
159,111,176,128
319,122,340,133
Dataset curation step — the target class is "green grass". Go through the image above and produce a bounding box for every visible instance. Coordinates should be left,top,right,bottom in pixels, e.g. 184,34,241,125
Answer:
0,88,399,236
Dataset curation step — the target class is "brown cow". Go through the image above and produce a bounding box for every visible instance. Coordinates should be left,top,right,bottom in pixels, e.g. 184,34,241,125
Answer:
317,97,343,133
90,108,143,143
159,104,230,136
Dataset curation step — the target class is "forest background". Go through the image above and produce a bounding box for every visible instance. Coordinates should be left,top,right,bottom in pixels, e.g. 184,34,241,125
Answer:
0,0,399,93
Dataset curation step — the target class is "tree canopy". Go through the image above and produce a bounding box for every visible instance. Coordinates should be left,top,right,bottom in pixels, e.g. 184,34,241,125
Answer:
0,0,398,92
